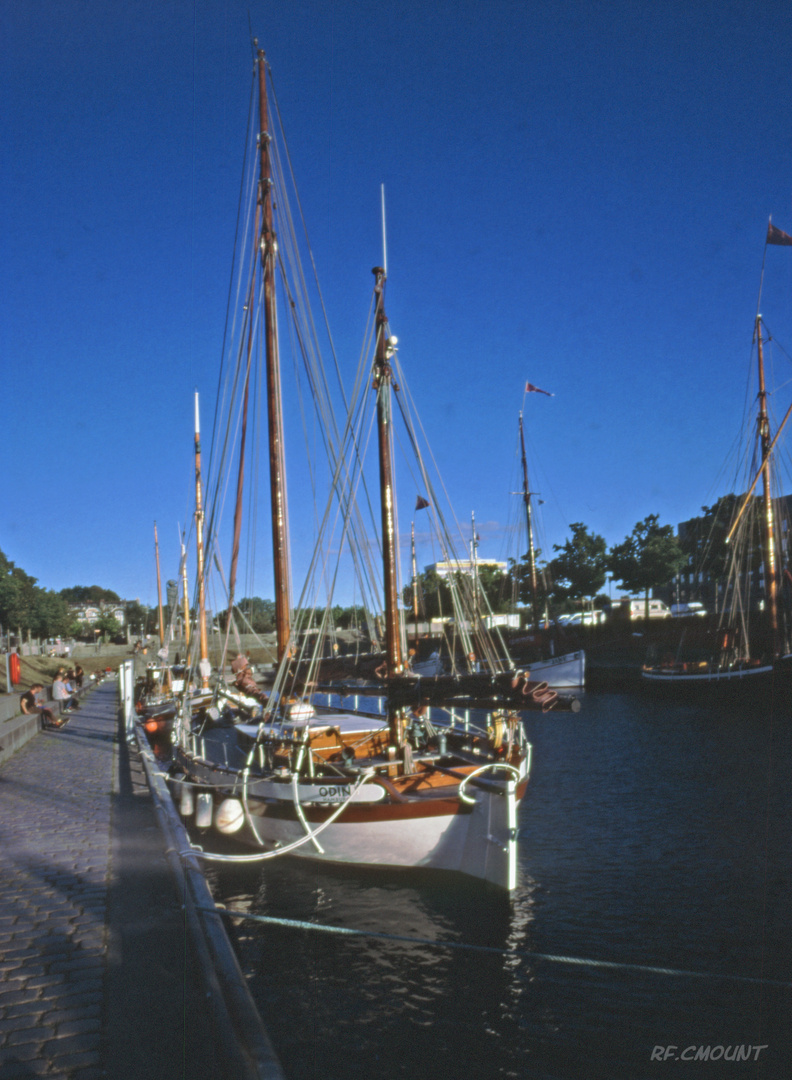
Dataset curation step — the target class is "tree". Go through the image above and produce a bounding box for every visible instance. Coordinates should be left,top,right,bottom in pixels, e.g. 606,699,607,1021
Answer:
125,601,149,636
59,585,121,605
403,568,455,621
609,514,687,616
30,590,73,639
549,523,608,604
94,613,122,639
678,494,763,587
218,596,277,635
0,550,35,633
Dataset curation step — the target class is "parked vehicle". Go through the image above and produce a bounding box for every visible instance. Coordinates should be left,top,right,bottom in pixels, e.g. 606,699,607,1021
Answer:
670,602,707,617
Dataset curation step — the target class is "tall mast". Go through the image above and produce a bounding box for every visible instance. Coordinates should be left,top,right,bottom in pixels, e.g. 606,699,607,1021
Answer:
194,391,210,688
372,266,405,682
518,413,539,629
471,511,479,623
180,534,190,652
411,521,419,629
756,316,778,649
154,522,165,648
257,48,291,663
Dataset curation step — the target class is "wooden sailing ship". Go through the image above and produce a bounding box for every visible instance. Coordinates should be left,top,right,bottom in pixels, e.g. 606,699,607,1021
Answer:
171,44,571,890
643,227,792,689
510,409,585,691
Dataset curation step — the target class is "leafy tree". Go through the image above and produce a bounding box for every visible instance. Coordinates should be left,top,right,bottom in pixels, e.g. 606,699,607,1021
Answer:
0,549,38,633
332,604,370,630
30,590,73,639
549,523,608,604
59,585,121,605
678,494,763,585
94,613,123,638
218,596,277,635
609,514,687,616
125,601,149,636
402,568,455,621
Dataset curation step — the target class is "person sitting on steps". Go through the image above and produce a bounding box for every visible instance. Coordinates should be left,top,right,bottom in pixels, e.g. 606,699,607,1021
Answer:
20,683,60,728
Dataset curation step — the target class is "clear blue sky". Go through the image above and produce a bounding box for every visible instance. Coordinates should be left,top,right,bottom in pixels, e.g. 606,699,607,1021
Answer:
4,0,792,608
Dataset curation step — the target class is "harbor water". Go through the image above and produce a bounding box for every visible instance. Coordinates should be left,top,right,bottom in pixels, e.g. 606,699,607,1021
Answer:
200,689,791,1080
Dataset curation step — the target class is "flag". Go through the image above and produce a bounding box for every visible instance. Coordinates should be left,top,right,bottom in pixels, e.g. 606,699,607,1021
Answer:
767,221,792,246
415,495,430,511
525,382,553,396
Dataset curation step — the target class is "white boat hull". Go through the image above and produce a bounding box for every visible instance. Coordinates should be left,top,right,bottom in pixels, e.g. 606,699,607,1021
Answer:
177,752,526,890
525,650,585,690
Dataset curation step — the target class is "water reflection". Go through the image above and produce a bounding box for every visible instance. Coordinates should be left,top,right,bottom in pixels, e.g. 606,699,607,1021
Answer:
185,689,792,1078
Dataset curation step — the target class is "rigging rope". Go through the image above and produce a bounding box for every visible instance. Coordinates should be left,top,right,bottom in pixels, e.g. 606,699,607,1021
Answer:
198,907,792,990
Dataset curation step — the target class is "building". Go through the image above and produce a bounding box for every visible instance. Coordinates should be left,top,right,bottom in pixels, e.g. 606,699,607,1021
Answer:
427,559,507,579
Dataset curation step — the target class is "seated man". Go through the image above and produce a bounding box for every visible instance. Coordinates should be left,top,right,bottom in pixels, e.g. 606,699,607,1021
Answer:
52,671,80,715
231,653,267,703
20,683,60,728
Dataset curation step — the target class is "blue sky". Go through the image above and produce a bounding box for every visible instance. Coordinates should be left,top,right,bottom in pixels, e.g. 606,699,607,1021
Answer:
4,0,792,608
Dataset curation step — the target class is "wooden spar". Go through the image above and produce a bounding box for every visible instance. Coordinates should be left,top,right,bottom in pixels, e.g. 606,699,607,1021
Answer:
154,522,165,648
756,317,779,647
518,413,539,629
180,535,190,652
372,266,404,676
257,50,291,663
372,266,406,746
411,521,419,629
194,391,210,688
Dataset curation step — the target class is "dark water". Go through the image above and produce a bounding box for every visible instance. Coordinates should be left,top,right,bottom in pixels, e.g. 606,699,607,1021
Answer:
203,691,792,1080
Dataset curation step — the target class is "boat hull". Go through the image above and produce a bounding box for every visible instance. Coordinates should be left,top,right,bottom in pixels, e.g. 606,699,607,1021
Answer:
641,664,773,684
524,650,585,691
174,750,527,890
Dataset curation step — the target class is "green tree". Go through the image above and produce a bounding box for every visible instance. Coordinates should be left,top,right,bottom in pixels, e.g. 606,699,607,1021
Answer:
402,568,457,621
549,523,608,604
125,601,149,636
30,590,73,639
59,585,121,605
219,596,276,634
476,564,511,615
609,514,687,616
94,613,122,639
0,549,38,635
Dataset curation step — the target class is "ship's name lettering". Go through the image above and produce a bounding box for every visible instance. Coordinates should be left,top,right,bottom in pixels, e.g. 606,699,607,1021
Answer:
317,786,350,799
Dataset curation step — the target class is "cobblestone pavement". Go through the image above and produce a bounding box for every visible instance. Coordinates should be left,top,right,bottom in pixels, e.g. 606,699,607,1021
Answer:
0,683,115,1078
0,682,225,1080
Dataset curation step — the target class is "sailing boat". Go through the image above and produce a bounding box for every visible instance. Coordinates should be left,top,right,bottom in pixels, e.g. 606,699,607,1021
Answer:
642,227,792,689
171,44,567,891
507,409,585,691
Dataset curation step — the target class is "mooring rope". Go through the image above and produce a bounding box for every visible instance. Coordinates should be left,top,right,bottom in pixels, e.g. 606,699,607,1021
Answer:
199,906,792,990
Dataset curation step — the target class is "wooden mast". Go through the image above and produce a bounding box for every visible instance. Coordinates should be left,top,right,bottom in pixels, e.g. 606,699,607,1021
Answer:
180,534,190,652
518,413,539,629
756,316,779,650
194,391,210,688
372,266,406,748
411,521,419,630
257,48,291,663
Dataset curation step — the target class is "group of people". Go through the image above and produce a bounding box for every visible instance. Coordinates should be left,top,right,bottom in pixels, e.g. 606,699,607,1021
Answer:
19,665,86,730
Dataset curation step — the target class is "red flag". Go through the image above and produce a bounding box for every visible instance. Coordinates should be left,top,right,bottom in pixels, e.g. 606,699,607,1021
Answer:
767,221,792,246
525,382,553,396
